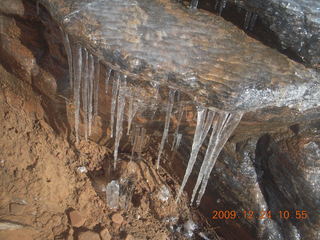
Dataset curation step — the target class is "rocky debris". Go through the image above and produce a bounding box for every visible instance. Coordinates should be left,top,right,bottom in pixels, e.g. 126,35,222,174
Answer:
111,213,123,225
100,228,111,240
69,210,86,228
125,234,134,240
78,231,101,240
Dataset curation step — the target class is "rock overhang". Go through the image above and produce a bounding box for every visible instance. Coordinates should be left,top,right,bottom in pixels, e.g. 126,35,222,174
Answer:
34,0,320,112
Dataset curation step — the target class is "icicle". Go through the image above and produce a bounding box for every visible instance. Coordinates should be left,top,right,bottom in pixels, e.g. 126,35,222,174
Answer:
136,128,146,160
218,0,227,16
191,112,243,206
73,44,82,143
113,76,127,169
61,32,73,88
110,72,121,138
156,89,176,169
175,106,208,202
93,58,100,116
130,127,139,160
36,1,40,15
249,13,258,31
81,49,89,140
174,133,183,150
244,11,252,30
171,104,184,150
190,0,199,9
105,67,112,94
127,94,138,135
88,54,94,136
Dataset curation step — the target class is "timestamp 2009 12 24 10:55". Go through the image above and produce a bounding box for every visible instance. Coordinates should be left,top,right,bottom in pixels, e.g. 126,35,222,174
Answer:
211,210,309,220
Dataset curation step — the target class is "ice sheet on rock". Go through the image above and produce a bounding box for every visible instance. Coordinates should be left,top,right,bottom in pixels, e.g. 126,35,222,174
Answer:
114,76,127,169
110,72,121,138
73,44,82,143
156,89,176,169
191,112,243,206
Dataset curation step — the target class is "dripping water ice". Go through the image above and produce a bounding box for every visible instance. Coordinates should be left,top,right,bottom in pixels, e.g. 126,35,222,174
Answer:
110,73,120,138
105,67,112,94
175,107,215,202
81,49,89,140
73,44,82,143
191,112,243,205
114,76,127,169
156,89,176,169
88,54,94,136
61,32,73,88
171,104,184,151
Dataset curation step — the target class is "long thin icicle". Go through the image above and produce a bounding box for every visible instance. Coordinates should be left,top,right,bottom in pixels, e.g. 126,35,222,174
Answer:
175,107,213,202
190,0,199,9
110,72,120,137
62,32,73,88
171,104,184,150
127,96,139,135
156,89,175,169
88,54,94,136
192,112,243,206
93,58,100,116
73,44,82,143
190,111,228,204
105,67,112,94
114,76,127,169
82,49,89,140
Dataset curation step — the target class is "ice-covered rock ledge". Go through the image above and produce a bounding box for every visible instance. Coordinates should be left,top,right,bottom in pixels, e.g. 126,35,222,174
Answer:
36,0,320,112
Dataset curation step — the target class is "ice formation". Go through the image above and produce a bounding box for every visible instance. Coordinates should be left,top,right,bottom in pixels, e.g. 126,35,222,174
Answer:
106,180,120,210
191,111,243,205
244,11,258,30
215,0,228,15
190,0,199,9
63,32,243,205
114,78,127,169
171,104,184,151
105,67,112,94
156,89,176,169
72,44,82,143
131,127,146,160
110,73,120,138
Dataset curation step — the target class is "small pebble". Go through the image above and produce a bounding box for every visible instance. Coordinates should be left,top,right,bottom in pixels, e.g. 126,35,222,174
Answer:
112,213,123,225
69,210,85,227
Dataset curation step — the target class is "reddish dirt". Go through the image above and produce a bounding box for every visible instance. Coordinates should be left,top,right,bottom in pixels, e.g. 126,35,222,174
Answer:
0,64,216,240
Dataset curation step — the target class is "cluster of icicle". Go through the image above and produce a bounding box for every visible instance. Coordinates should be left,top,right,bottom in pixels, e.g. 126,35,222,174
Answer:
189,0,258,30
62,32,142,170
62,32,243,205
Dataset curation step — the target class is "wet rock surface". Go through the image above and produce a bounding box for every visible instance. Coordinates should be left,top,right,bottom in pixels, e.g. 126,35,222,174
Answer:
226,0,320,68
34,0,320,112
